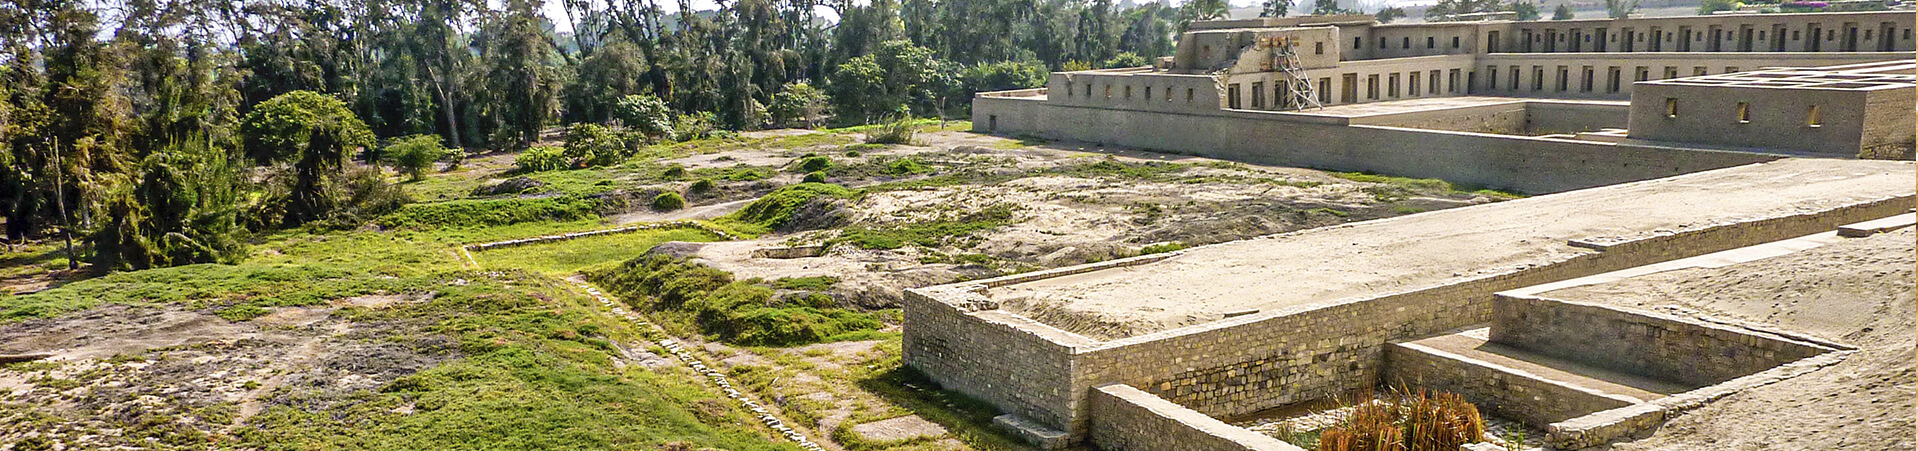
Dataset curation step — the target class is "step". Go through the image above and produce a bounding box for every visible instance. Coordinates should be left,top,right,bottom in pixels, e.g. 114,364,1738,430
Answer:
1837,212,1916,237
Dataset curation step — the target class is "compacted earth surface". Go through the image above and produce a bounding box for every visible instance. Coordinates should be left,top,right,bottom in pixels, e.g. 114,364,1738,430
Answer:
1545,227,1916,451
0,123,1505,451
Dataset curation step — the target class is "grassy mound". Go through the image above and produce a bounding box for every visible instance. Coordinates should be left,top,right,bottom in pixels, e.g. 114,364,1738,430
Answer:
722,183,853,232
587,254,880,347
379,197,600,230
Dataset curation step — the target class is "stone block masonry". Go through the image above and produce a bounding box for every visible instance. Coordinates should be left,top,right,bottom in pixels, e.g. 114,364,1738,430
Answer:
1088,385,1303,451
1384,340,1638,427
1491,295,1834,387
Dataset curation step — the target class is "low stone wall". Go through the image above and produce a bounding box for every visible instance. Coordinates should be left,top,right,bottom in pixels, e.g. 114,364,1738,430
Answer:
1491,295,1835,387
1546,346,1853,449
1383,341,1638,427
1348,101,1529,134
1087,385,1304,451
972,96,1777,194
903,287,1088,433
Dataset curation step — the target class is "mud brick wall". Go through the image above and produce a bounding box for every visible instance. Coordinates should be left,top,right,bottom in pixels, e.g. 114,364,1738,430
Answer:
903,289,1084,431
1088,385,1304,451
1383,342,1637,427
1490,296,1833,387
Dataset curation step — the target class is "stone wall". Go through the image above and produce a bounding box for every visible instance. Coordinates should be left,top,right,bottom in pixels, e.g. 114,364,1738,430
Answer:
971,95,1778,194
902,287,1087,432
1490,295,1835,387
1383,341,1638,427
1348,101,1529,134
1087,384,1304,451
902,171,1912,442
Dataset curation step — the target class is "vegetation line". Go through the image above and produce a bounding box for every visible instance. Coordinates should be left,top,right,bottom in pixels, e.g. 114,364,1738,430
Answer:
575,280,829,451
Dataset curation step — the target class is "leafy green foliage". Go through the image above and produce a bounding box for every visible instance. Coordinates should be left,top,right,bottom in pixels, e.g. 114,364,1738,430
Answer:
514,146,567,173
562,124,641,168
1553,3,1575,19
769,82,828,128
89,136,247,272
772,276,840,291
884,158,929,176
381,134,452,180
1140,242,1186,254
239,90,382,226
672,112,721,142
863,117,918,144
614,94,676,139
797,155,833,172
689,179,717,194
472,228,721,274
803,171,828,183
588,255,881,346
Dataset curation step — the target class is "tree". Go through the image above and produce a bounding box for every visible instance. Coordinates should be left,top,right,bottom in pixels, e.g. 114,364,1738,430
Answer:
1697,0,1738,14
239,90,378,226
1511,1,1542,20
827,41,938,124
1605,0,1640,18
1313,0,1352,15
1262,0,1294,17
382,135,452,181
1180,0,1231,30
479,0,563,146
1553,3,1575,19
769,83,828,128
1375,6,1408,22
566,40,651,124
91,136,245,271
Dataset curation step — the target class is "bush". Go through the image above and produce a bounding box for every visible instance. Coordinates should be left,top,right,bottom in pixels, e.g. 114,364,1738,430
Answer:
796,156,832,173
1100,52,1150,69
515,146,566,173
381,135,452,180
563,124,637,167
672,112,719,142
864,116,916,144
613,94,675,140
802,171,827,183
769,82,828,128
884,158,929,176
652,192,686,211
663,164,687,179
726,183,853,230
689,178,717,194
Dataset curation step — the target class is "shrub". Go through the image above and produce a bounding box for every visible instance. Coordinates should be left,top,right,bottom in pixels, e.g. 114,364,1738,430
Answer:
380,135,452,180
563,124,635,168
1100,52,1149,69
796,156,832,173
726,183,853,230
652,192,686,211
864,116,916,144
1318,389,1485,451
769,82,828,128
672,112,719,142
884,158,929,176
613,94,675,140
689,179,717,194
1140,242,1186,255
663,164,687,179
802,171,827,183
515,146,567,173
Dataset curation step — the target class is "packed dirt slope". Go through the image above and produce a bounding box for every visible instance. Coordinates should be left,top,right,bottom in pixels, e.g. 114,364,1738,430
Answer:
1546,227,1915,451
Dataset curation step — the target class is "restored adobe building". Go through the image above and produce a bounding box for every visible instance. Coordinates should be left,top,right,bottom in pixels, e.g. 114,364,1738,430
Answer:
976,11,1914,162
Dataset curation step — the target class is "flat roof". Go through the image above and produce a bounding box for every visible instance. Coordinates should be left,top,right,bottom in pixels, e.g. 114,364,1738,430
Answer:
1305,96,1626,117
987,159,1914,340
1641,67,1916,92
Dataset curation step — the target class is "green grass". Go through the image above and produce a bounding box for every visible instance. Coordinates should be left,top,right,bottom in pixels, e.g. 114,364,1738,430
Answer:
830,204,1016,251
771,276,840,291
379,196,602,230
1331,171,1527,199
722,183,855,231
473,228,723,275
587,254,881,347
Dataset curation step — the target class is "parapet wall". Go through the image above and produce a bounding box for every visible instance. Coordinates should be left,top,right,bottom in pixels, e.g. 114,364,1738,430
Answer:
1491,295,1834,387
972,96,1776,194
1088,385,1304,451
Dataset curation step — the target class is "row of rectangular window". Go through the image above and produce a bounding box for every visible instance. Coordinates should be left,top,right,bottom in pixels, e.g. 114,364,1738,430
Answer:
1664,98,1821,127
1485,65,1741,93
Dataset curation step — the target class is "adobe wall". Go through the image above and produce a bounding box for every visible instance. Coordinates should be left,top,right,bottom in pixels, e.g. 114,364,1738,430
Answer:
1860,86,1918,158
1473,52,1911,100
1347,101,1529,134
1627,82,1871,156
1087,385,1304,451
972,97,1776,193
1383,341,1638,427
1490,295,1834,387
1523,100,1630,133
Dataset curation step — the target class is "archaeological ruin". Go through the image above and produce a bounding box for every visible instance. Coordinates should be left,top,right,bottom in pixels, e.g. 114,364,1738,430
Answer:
913,12,1918,451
